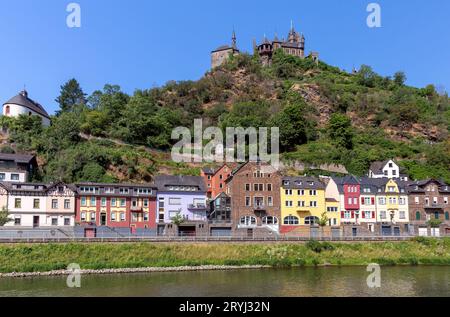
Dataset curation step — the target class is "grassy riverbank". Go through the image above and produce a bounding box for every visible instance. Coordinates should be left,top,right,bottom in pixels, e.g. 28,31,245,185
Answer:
0,238,449,273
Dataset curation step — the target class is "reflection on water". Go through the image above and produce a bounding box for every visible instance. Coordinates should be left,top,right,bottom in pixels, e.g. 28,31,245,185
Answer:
0,266,448,297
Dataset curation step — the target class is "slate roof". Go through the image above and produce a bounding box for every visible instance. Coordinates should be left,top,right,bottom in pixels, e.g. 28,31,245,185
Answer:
155,175,206,192
0,153,36,165
201,167,215,175
282,176,325,190
4,91,50,119
369,160,390,174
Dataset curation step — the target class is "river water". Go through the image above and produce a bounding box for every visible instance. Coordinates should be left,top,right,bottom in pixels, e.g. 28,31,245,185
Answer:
0,266,448,297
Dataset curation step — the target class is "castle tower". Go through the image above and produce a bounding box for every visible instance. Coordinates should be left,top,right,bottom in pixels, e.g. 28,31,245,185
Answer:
211,30,240,69
258,36,273,67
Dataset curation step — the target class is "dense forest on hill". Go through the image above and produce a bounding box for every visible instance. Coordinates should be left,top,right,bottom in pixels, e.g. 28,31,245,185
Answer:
1,50,449,183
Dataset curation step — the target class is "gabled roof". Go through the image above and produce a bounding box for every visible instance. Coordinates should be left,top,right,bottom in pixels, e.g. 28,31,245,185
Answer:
0,153,36,165
4,90,50,119
155,175,206,192
282,176,325,190
369,160,395,174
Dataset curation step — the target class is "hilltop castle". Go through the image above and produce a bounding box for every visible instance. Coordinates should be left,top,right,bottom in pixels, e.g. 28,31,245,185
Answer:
211,23,319,69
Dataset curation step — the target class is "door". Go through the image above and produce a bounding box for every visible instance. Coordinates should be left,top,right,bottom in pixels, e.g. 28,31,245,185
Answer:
352,228,358,237
33,216,40,228
247,229,254,238
431,228,440,237
310,227,319,239
100,213,107,226
393,227,401,236
418,227,428,237
382,226,392,236
84,228,96,238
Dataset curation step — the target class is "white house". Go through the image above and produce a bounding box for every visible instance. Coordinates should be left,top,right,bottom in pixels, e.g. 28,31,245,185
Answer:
2,182,76,228
368,160,408,181
2,90,51,126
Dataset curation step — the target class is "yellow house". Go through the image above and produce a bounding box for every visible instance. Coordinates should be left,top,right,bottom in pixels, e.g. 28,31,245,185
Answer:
280,177,327,226
377,179,409,224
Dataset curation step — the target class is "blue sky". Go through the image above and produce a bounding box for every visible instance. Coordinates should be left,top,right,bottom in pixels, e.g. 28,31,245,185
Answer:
0,0,449,115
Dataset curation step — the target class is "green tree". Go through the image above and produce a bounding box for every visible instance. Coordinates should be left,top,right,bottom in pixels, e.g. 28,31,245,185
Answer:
171,213,185,226
357,65,378,88
270,102,310,151
0,207,12,227
327,113,354,150
55,79,87,114
393,71,407,86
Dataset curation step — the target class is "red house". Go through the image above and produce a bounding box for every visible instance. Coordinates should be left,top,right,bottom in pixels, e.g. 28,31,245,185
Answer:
201,164,236,199
74,183,157,233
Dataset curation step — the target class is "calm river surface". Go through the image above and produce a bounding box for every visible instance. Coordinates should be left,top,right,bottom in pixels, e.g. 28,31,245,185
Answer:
0,266,449,297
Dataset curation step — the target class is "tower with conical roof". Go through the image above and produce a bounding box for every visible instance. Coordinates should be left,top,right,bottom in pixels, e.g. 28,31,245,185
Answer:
2,89,51,126
211,30,240,69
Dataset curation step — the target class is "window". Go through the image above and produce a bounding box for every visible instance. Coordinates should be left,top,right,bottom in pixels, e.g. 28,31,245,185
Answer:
399,211,406,220
143,199,149,207
309,190,317,196
52,199,58,209
240,216,256,226
120,199,126,207
111,213,117,222
344,211,351,219
446,212,449,221
90,197,96,207
379,198,386,205
132,213,138,222
64,218,71,226
0,173,5,181
415,197,420,204
305,216,319,225
267,196,273,207
309,201,317,207
64,199,70,209
416,211,421,221
298,190,305,196
254,184,264,191
119,188,129,194
101,197,107,207
399,197,406,205
144,213,149,221
245,184,250,191
434,212,440,220
81,197,87,207
90,212,96,221
364,198,371,205
11,174,20,181
267,184,272,192
285,201,293,207
285,189,293,196
348,198,353,205
262,216,278,225
14,216,21,226
111,198,117,207
169,198,181,205
121,212,126,222
327,207,338,212
245,197,251,207
284,216,299,225
33,199,40,209
81,212,86,222
51,218,58,226
298,201,305,207
380,211,387,219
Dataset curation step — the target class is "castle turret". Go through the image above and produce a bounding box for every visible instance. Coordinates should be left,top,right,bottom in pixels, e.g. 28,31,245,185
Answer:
211,30,240,69
258,36,273,66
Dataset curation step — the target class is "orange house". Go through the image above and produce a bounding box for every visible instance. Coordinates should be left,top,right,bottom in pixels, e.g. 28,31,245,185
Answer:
201,164,236,199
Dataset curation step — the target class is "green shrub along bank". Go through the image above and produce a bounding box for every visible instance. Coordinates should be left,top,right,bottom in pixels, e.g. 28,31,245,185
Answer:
0,239,449,273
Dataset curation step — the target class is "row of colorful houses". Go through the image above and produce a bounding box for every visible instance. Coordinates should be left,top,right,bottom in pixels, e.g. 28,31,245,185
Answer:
0,155,449,238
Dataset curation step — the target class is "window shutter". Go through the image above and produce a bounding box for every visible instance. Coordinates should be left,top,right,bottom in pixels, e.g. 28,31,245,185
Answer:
372,211,375,219
361,197,365,205
341,211,344,218
371,198,375,205
351,211,355,218
362,212,365,219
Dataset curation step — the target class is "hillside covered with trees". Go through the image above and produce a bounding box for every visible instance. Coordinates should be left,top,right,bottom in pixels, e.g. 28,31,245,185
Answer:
1,50,449,183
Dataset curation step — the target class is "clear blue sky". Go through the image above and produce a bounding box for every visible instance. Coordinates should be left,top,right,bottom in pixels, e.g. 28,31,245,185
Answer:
1,0,449,115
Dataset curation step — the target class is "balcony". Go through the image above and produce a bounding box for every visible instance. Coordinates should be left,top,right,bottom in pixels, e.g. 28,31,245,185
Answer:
424,204,445,210
188,204,208,211
131,206,144,212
